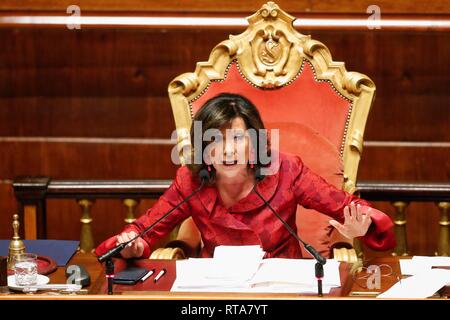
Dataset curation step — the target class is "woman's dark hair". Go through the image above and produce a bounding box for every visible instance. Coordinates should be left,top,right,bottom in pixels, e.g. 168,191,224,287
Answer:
187,93,271,180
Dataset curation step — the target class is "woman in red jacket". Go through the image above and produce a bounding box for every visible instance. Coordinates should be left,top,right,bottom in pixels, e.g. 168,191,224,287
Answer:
96,93,395,259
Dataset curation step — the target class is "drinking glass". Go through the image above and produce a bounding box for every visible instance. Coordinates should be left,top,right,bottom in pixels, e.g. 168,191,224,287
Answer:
13,253,38,286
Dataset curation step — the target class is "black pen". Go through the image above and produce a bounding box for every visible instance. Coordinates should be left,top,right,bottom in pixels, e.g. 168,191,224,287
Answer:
153,268,167,283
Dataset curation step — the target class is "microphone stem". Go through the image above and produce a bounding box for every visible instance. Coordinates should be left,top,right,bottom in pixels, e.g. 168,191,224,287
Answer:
98,180,205,262
253,185,326,297
252,185,326,266
129,182,205,245
317,278,323,297
253,187,308,249
315,262,324,297
106,258,114,295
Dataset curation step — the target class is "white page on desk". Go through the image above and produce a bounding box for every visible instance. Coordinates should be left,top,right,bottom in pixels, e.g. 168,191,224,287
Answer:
171,257,340,293
412,256,450,265
173,283,333,294
249,284,334,294
377,269,450,299
172,258,334,294
205,245,265,281
249,258,341,287
400,256,450,276
399,259,425,276
174,258,212,281
172,258,252,290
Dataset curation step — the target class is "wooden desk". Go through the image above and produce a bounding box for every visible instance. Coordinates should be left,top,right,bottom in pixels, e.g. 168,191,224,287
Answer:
0,253,442,300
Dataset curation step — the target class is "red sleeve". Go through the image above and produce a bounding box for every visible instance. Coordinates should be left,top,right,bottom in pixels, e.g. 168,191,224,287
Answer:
95,167,192,258
291,156,396,251
94,233,151,259
356,206,396,250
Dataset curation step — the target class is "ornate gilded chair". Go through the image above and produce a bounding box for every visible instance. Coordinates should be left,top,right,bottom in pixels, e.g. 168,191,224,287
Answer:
151,1,375,262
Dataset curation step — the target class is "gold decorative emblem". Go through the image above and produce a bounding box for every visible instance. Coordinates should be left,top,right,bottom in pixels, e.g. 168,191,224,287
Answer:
250,26,291,84
259,30,281,66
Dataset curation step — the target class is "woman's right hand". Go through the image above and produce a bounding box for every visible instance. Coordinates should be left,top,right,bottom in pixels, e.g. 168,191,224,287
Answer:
116,231,145,259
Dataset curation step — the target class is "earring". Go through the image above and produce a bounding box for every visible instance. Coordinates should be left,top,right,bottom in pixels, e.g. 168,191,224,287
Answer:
207,165,211,172
250,149,255,169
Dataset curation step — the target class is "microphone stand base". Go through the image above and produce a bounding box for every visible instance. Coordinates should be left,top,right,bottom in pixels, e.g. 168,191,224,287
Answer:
315,262,324,297
317,279,323,297
105,258,115,295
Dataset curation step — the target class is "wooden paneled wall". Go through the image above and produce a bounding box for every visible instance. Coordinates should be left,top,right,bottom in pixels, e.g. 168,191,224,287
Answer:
0,1,449,256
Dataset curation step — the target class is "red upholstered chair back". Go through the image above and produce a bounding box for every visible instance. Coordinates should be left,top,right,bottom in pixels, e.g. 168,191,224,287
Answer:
168,2,376,258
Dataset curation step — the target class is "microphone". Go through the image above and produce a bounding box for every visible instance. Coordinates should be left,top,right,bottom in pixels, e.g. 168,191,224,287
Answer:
253,167,326,296
253,168,326,265
98,168,210,263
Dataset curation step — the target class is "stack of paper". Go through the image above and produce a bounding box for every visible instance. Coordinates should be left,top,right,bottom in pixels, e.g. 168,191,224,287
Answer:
249,258,341,290
378,256,450,299
400,256,450,276
377,268,450,299
206,245,265,282
171,246,341,293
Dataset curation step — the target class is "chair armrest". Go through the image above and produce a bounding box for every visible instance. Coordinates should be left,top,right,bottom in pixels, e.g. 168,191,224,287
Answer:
332,247,358,263
328,226,359,263
149,239,200,260
166,239,200,257
150,246,186,260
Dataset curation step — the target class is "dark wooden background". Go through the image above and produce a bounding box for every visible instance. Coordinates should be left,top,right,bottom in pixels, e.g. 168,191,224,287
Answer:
0,0,449,256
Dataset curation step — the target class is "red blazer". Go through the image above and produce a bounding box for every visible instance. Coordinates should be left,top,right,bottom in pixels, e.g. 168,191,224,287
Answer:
96,152,396,259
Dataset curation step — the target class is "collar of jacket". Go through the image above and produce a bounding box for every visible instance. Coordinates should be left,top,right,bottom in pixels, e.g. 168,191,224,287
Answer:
197,165,280,215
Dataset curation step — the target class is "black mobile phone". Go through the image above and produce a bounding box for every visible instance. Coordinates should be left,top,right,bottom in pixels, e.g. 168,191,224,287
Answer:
112,267,149,285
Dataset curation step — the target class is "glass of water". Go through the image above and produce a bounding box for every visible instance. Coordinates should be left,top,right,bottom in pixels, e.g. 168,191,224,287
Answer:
13,253,38,286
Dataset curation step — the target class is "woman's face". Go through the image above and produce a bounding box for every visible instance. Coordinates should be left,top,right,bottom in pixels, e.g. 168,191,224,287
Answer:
208,117,251,180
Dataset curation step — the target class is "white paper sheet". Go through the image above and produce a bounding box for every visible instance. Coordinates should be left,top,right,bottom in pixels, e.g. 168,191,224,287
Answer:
249,258,341,287
399,259,420,276
205,245,265,281
171,251,341,294
400,256,450,276
377,269,450,299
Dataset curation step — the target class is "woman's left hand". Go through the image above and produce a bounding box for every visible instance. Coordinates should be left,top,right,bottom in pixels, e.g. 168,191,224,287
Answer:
329,203,372,239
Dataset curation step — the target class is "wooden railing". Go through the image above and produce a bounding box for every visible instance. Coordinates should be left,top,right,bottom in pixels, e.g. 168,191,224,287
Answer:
355,182,450,256
12,178,450,256
12,178,171,253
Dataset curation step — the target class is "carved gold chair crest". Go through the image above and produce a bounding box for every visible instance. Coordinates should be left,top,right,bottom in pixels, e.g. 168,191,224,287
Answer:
151,1,375,262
